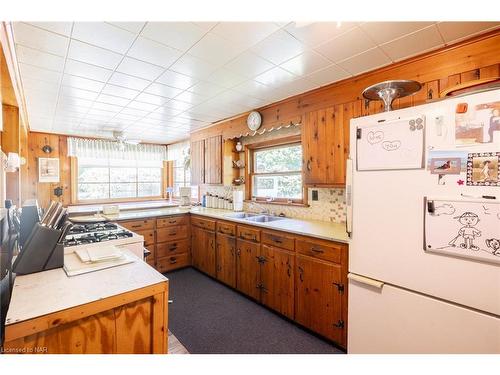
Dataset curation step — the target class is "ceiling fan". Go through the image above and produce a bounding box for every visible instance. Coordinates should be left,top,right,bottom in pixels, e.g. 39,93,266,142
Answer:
112,131,141,148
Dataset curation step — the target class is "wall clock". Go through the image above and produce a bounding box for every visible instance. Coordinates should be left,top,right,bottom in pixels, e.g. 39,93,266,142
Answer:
247,111,262,131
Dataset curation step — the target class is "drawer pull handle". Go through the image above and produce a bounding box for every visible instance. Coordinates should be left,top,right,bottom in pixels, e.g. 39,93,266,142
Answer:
298,266,304,282
168,220,177,224
169,244,178,251
271,236,283,243
311,247,324,253
169,232,177,236
170,258,177,264
131,225,141,228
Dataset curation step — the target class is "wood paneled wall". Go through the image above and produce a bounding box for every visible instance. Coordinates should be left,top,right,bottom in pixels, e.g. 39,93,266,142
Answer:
192,30,500,141
21,132,71,209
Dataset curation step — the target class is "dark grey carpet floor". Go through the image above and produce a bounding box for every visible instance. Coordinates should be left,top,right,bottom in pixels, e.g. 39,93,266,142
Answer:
165,267,344,354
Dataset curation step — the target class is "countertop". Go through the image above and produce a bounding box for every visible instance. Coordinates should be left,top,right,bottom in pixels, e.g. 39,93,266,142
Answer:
5,250,167,325
73,206,348,243
67,200,178,215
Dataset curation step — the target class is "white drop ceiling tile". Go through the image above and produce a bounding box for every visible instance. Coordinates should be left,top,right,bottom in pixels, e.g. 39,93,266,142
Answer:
22,77,60,94
280,77,319,97
254,66,297,87
13,22,69,56
224,51,275,79
232,79,275,100
211,22,280,49
173,90,207,105
120,106,150,118
116,57,164,81
68,40,123,70
170,54,218,80
114,112,142,121
306,63,351,86
91,101,123,113
144,82,183,98
96,93,131,107
285,22,358,47
150,106,182,118
205,67,247,88
108,72,151,91
108,22,146,34
380,25,444,62
138,117,163,126
16,45,65,72
127,37,182,68
163,99,194,112
338,47,392,76
19,63,62,83
188,32,246,66
186,81,226,97
101,84,140,99
314,26,377,63
437,22,500,44
62,74,105,92
156,69,197,90
64,59,113,82
359,22,435,45
25,22,73,36
135,92,169,106
72,22,136,54
60,86,100,101
280,50,331,76
141,22,207,51
127,100,159,112
251,30,306,65
58,95,94,109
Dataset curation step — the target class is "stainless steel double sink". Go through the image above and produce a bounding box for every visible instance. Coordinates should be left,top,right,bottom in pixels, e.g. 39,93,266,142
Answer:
224,212,287,222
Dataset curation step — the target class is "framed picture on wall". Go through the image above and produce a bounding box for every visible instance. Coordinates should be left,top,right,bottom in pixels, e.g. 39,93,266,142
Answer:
38,157,60,183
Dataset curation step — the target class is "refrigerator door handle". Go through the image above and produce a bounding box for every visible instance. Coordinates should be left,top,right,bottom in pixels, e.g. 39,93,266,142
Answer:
348,273,384,290
345,158,353,237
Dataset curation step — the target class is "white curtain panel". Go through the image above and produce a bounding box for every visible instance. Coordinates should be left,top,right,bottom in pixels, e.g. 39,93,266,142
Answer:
67,137,167,161
167,140,189,162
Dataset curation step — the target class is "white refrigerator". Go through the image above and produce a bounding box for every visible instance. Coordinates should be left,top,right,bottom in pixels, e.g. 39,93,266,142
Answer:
346,89,500,354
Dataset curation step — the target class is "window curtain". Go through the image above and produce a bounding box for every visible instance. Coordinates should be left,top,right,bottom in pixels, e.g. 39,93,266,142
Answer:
167,140,189,162
67,137,167,161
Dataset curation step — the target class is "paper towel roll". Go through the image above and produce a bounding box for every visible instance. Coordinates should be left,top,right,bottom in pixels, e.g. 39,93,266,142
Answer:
233,191,244,211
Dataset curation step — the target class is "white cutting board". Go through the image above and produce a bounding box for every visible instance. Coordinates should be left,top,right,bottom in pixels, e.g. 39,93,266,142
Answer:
64,252,135,277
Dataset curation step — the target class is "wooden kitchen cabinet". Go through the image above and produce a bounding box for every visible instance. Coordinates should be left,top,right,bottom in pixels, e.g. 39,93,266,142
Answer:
204,135,222,184
190,139,205,185
260,245,295,319
216,233,237,288
236,239,261,300
295,255,345,346
302,105,349,186
191,225,216,277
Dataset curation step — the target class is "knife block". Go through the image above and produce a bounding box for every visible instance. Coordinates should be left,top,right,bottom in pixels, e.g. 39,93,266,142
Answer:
12,223,64,275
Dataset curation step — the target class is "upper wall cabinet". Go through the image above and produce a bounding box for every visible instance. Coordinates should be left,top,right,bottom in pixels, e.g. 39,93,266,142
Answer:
191,134,227,185
302,101,361,186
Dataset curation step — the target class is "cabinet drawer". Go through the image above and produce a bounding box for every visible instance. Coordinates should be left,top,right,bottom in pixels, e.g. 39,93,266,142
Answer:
217,221,236,236
296,238,344,263
120,219,155,231
191,216,216,231
262,230,295,251
157,215,188,228
237,225,261,242
157,225,188,243
156,239,189,258
136,229,155,246
156,253,190,273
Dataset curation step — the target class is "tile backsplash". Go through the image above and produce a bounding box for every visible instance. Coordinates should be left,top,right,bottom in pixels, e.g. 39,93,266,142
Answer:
199,185,346,223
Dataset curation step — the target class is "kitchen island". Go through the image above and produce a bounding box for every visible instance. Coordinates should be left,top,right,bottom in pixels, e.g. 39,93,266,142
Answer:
3,251,168,354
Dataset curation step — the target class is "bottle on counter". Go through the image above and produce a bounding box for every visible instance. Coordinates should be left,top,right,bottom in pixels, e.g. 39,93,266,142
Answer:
202,194,206,207
228,199,233,211
206,193,212,208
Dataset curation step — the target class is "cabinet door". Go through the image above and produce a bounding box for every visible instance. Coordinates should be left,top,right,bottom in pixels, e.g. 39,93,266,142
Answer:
260,245,295,320
302,107,346,186
216,233,237,288
191,227,216,277
204,135,222,184
190,139,205,185
236,239,260,300
295,255,344,345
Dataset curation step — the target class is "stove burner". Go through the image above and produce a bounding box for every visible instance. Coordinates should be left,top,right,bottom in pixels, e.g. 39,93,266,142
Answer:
63,226,133,247
68,222,118,235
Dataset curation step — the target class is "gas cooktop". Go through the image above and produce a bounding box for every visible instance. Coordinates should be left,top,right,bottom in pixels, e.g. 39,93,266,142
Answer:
68,222,119,234
63,229,133,247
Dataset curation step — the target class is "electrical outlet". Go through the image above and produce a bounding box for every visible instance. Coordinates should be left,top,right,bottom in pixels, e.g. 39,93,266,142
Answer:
312,190,319,201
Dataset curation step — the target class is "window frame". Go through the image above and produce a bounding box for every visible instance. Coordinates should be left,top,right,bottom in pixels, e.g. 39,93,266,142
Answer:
70,156,167,204
245,135,307,206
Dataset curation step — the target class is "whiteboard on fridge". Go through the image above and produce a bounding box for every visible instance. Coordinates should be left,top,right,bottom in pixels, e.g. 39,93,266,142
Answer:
424,197,500,265
356,116,425,171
